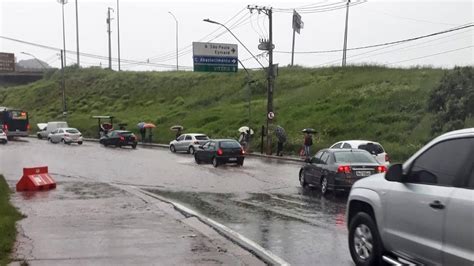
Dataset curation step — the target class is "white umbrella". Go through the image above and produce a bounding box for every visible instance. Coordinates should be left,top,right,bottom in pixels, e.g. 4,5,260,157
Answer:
238,126,254,135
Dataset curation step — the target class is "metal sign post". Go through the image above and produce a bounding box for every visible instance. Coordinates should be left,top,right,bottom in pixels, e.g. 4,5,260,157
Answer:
291,10,303,66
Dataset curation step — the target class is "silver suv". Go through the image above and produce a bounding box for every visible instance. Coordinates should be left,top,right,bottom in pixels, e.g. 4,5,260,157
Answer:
347,128,473,266
169,133,209,154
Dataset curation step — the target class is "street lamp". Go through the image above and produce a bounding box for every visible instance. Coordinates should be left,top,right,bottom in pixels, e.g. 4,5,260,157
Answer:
21,52,48,71
58,0,68,67
168,11,178,71
203,18,265,70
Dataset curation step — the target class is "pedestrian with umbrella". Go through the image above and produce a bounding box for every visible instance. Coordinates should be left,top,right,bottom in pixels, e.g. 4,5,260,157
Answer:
143,123,156,143
302,128,315,158
137,122,146,143
238,126,253,152
275,125,287,156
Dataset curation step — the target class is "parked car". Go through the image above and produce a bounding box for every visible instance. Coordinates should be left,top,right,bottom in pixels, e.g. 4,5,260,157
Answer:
37,121,68,139
194,139,245,167
100,130,137,149
329,140,390,166
48,128,83,144
0,128,7,144
169,133,210,154
299,148,386,195
347,128,473,266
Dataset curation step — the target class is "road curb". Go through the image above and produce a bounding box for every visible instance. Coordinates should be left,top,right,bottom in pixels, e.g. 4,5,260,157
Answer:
137,188,290,266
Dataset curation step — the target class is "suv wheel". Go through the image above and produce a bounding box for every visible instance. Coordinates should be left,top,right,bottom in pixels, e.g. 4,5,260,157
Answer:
349,212,383,266
212,157,219,168
188,146,195,154
321,177,328,195
170,145,176,153
299,170,307,188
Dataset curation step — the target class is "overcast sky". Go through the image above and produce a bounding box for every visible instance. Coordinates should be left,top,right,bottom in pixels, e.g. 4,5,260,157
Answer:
1,0,472,71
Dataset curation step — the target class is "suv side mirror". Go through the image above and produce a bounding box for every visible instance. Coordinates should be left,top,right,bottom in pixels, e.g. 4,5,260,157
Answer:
385,164,403,182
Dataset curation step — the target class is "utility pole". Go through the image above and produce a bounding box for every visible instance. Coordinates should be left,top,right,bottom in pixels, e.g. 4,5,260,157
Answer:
58,0,68,67
107,7,114,70
60,50,67,117
75,0,80,66
342,0,351,67
117,0,121,71
248,5,274,155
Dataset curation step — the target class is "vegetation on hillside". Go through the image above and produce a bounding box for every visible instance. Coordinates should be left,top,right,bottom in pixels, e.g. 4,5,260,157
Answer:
1,65,472,161
0,175,23,265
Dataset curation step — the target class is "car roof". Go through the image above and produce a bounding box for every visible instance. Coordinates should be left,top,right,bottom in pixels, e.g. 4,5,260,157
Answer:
333,140,382,146
183,133,208,136
58,127,78,130
437,127,474,139
113,130,132,133
210,139,238,142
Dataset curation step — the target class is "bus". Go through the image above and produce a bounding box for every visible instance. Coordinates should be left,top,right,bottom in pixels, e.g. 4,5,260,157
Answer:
0,107,30,139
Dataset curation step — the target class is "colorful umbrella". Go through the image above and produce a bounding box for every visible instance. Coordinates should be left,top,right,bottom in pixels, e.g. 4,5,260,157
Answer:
143,123,156,129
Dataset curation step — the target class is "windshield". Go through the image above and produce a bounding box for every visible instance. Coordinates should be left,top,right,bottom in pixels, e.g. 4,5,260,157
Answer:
220,141,240,148
334,151,378,163
195,135,209,140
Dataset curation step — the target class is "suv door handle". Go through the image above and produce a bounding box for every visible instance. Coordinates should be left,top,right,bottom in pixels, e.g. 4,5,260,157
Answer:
429,200,445,210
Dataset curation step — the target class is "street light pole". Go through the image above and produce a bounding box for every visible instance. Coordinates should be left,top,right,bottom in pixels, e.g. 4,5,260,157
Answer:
168,11,178,71
21,52,48,70
75,0,80,66
203,19,265,70
117,0,121,71
58,0,68,67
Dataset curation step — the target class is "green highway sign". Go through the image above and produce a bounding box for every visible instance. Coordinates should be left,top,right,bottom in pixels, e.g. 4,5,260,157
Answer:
193,42,238,73
193,64,237,73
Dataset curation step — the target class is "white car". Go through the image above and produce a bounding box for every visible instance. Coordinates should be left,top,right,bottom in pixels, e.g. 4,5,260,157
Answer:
0,128,7,144
169,133,209,154
48,127,83,145
37,121,68,139
330,140,390,166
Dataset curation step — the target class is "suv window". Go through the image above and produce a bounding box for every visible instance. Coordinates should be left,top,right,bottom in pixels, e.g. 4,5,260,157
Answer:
358,143,384,155
331,143,342,149
408,138,472,186
185,135,192,141
177,135,184,141
195,135,209,141
342,143,352,149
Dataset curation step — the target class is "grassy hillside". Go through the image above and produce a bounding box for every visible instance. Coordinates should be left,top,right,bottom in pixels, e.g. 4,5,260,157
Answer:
0,65,463,161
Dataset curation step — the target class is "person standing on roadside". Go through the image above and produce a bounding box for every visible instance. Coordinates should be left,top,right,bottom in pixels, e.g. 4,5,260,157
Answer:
304,132,313,158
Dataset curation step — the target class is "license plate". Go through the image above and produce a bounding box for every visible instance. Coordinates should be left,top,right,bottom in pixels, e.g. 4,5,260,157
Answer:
229,158,237,161
356,171,371,177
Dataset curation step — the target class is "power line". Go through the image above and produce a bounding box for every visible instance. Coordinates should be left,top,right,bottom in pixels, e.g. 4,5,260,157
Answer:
273,0,367,13
275,23,474,54
387,45,473,65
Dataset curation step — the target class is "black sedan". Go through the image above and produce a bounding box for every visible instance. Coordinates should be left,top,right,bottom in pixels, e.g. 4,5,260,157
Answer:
100,130,137,149
299,149,386,195
194,139,245,167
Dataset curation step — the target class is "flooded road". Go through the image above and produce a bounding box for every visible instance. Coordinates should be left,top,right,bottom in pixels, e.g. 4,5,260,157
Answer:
1,139,352,265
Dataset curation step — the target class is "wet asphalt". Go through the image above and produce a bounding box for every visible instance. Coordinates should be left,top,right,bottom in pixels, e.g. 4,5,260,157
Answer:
1,138,352,265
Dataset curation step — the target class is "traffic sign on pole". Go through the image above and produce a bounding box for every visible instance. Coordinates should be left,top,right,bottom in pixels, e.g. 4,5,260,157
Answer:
193,42,238,73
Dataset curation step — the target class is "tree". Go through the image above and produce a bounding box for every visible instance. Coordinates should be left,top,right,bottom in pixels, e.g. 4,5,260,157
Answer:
428,66,473,133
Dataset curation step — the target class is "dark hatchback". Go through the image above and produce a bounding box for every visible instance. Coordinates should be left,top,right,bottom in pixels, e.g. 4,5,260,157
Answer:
299,149,386,195
100,130,137,149
194,139,245,167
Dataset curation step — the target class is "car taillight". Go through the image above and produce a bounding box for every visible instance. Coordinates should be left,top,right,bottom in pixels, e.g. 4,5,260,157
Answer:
337,165,351,174
385,154,389,162
3,124,8,131
240,148,245,155
120,136,125,141
377,166,387,173
217,148,223,156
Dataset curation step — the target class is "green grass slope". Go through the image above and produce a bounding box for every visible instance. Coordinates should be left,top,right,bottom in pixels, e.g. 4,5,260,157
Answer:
0,66,451,161
0,175,23,265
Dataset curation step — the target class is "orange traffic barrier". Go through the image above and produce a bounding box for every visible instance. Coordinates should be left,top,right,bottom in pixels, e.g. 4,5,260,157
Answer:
16,166,56,192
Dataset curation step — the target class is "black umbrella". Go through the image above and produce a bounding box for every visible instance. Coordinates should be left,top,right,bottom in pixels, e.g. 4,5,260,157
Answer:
275,126,287,142
302,128,316,133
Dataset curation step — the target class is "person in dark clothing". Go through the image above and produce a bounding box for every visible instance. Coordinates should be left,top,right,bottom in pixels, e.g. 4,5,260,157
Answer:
140,127,146,143
304,133,313,158
176,129,182,139
277,141,284,156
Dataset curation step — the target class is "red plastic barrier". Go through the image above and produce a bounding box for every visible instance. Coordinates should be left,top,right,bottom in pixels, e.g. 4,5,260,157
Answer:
16,166,56,192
